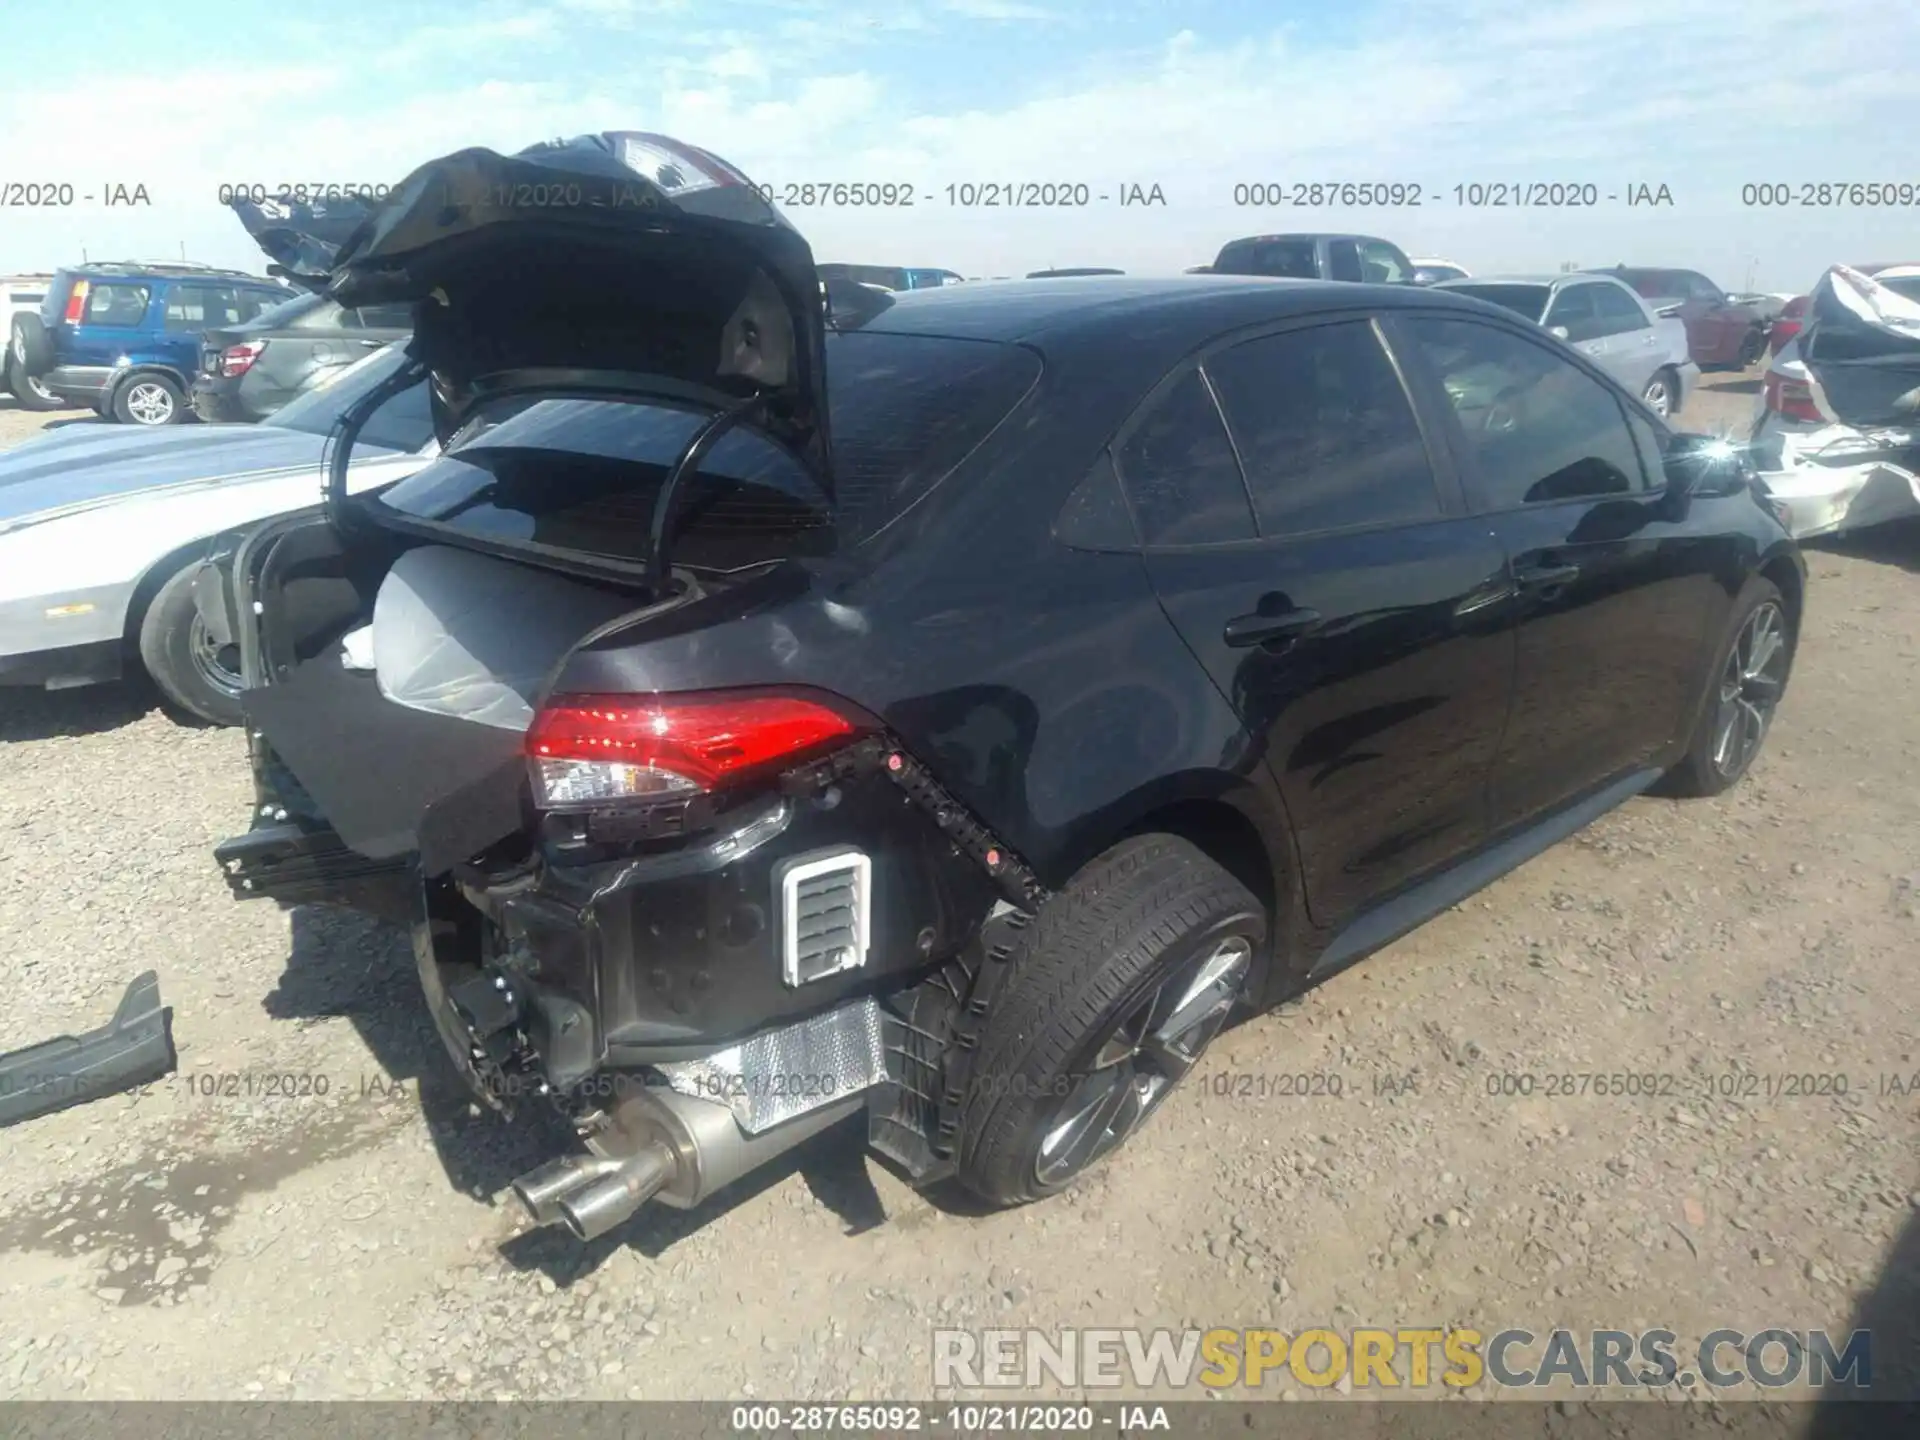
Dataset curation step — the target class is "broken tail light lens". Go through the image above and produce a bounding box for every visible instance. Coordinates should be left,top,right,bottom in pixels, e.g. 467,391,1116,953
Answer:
221,341,266,377
525,691,867,810
1763,370,1822,423
63,280,89,325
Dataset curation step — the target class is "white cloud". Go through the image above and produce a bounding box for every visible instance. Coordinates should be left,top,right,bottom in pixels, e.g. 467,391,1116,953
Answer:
0,0,1909,289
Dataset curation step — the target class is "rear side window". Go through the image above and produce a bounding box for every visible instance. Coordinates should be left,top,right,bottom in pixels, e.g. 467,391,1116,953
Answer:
83,282,151,326
1216,239,1318,279
1448,284,1549,321
291,299,353,330
1113,370,1255,546
370,331,1040,566
1327,241,1364,282
1358,241,1409,284
1591,283,1649,334
1205,321,1442,536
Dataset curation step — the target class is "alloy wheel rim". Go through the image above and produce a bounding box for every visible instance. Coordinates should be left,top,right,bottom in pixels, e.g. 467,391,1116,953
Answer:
188,613,244,698
1644,379,1670,416
127,383,174,424
1711,601,1787,779
1033,933,1252,1188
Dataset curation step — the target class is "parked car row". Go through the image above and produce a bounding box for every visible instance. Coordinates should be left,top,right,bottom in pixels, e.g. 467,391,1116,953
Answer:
1,132,1810,1252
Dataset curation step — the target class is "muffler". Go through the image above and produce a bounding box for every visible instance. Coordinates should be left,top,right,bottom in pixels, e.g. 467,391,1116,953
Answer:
511,1081,867,1241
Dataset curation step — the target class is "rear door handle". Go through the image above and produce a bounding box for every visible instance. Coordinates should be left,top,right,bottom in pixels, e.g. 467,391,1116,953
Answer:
1514,560,1581,588
1224,607,1321,647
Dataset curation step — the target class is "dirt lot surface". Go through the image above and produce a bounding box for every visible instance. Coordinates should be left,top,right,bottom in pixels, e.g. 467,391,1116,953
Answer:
0,374,1915,1405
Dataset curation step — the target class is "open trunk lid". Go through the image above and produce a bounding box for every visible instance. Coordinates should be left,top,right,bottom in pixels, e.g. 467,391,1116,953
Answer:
231,131,831,486
1798,264,1920,430
215,131,835,898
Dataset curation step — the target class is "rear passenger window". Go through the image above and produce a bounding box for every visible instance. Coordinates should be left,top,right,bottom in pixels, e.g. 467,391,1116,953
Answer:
83,283,150,326
1114,370,1255,546
1327,241,1363,283
1204,321,1442,536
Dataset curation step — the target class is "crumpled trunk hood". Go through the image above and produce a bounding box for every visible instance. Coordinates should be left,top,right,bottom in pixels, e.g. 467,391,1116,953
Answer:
1799,264,1920,429
227,131,831,487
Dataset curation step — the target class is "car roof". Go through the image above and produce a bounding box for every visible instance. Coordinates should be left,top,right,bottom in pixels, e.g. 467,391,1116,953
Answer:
849,273,1485,352
1219,232,1397,247
1443,274,1575,286
63,262,279,283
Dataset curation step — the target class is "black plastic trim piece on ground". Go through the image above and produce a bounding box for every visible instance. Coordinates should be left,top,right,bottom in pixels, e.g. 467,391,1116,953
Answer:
0,971,177,1128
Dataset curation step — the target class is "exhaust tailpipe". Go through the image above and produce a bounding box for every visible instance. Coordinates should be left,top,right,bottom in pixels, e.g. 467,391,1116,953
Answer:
509,1154,623,1227
555,1143,676,1241
510,1082,867,1240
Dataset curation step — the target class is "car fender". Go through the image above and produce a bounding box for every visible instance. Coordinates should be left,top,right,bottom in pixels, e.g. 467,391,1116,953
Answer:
0,451,432,642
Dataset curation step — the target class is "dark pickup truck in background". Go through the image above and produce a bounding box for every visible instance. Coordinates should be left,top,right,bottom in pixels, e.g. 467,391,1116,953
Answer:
1197,233,1417,283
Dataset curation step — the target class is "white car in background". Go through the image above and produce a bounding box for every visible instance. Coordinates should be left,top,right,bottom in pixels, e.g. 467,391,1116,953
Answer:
1751,264,1920,539
1435,272,1698,417
2,274,63,408
0,344,435,723
1410,257,1471,284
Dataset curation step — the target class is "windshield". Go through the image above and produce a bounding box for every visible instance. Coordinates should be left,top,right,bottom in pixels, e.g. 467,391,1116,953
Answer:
1445,284,1551,322
1880,276,1920,305
367,330,1042,573
265,343,434,452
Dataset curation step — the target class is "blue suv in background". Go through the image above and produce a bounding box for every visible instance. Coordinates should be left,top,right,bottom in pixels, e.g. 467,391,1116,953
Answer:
10,261,292,425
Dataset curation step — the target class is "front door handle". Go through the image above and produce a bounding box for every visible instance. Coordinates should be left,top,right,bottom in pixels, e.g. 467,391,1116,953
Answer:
1224,606,1321,647
1514,560,1581,588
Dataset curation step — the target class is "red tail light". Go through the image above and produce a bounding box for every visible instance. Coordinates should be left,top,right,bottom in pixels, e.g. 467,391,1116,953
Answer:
221,341,266,377
525,691,867,809
63,280,89,325
1762,369,1822,423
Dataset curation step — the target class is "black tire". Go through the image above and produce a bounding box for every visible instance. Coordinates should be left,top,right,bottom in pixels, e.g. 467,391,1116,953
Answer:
111,372,187,426
1641,368,1678,420
138,564,245,726
954,834,1266,1207
1737,328,1767,369
4,351,64,410
10,312,52,375
1663,579,1794,798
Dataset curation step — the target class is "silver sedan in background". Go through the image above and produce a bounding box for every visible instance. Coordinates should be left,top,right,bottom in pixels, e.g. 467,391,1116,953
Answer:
1436,272,1698,418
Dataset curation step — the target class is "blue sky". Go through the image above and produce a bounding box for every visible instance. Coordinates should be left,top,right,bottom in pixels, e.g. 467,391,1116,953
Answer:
0,0,1911,290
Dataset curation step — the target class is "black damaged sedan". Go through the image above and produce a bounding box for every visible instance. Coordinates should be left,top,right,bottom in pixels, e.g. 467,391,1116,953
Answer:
200,131,1805,1241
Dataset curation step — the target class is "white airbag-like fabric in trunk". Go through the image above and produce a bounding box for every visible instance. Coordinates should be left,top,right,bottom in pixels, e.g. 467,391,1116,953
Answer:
370,545,634,732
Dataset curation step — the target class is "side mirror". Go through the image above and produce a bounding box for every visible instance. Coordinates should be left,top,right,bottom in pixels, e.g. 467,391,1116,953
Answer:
1662,432,1757,501
1547,325,1571,340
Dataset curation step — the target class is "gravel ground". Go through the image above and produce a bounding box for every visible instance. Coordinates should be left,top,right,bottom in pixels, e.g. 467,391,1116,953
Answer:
0,374,1915,1403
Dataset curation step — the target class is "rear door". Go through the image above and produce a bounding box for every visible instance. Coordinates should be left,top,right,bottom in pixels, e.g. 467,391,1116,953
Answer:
1120,314,1514,928
1395,313,1716,831
1589,281,1662,392
62,277,155,370
1542,283,1611,371
1681,272,1744,365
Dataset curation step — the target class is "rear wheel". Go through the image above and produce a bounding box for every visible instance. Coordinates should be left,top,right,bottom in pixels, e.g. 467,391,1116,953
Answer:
10,312,52,376
4,351,63,410
113,373,186,426
1664,580,1793,797
138,564,245,726
954,834,1265,1207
